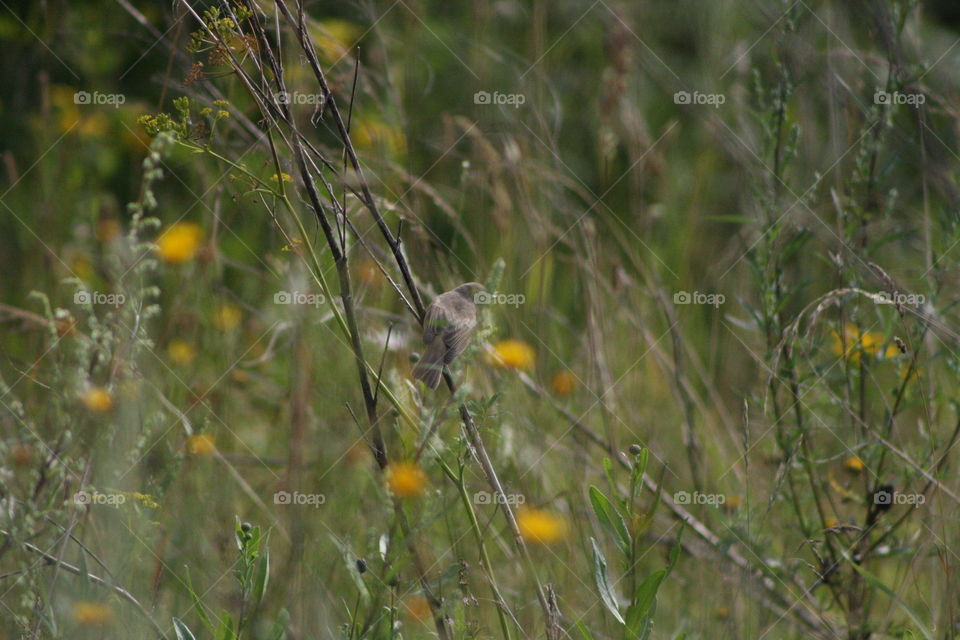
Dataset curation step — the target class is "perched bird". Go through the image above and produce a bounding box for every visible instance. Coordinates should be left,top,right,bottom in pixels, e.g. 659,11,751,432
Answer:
413,282,485,390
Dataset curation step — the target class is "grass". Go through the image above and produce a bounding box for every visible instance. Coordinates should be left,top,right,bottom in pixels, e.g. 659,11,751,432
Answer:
1,1,960,638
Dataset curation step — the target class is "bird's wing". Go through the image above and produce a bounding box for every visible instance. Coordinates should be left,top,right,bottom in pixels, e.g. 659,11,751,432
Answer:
441,304,477,363
421,300,446,344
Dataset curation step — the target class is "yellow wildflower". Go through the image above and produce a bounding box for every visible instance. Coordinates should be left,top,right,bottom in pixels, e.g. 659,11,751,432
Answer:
131,492,160,509
167,340,196,365
212,305,242,331
71,256,94,281
50,85,108,138
517,507,567,545
311,19,362,62
281,238,303,254
353,115,406,156
844,456,864,472
831,324,899,363
186,433,216,456
723,495,742,510
82,387,113,412
356,259,383,288
72,601,113,625
386,461,427,498
489,339,536,370
550,370,577,395
156,222,204,264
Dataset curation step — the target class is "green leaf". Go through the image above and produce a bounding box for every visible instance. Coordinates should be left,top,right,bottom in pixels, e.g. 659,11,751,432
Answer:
666,523,684,574
846,557,933,640
589,486,631,555
270,609,290,640
625,598,656,640
185,569,215,635
253,546,270,605
574,621,595,639
173,618,198,640
635,449,648,477
602,458,617,495
590,537,625,624
216,611,236,640
624,527,683,640
627,570,666,622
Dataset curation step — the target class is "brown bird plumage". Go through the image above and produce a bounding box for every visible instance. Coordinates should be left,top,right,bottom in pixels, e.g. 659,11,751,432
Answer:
413,283,485,390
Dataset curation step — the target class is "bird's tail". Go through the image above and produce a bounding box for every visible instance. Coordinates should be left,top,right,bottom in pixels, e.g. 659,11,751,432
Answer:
413,340,446,390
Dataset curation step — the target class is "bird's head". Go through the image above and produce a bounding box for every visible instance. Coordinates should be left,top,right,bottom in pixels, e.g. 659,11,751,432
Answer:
454,282,486,301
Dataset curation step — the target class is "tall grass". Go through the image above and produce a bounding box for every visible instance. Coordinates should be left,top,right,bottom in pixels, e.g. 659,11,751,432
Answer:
1,1,959,639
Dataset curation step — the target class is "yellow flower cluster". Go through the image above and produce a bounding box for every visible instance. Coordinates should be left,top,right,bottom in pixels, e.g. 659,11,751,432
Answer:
550,370,577,395
386,461,427,498
844,456,864,472
490,339,536,370
186,433,216,456
168,340,197,365
517,507,567,545
156,222,204,264
82,387,113,412
831,324,898,363
212,305,242,331
72,601,113,625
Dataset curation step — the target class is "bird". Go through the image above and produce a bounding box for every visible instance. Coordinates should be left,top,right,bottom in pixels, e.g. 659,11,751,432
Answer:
413,282,485,390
